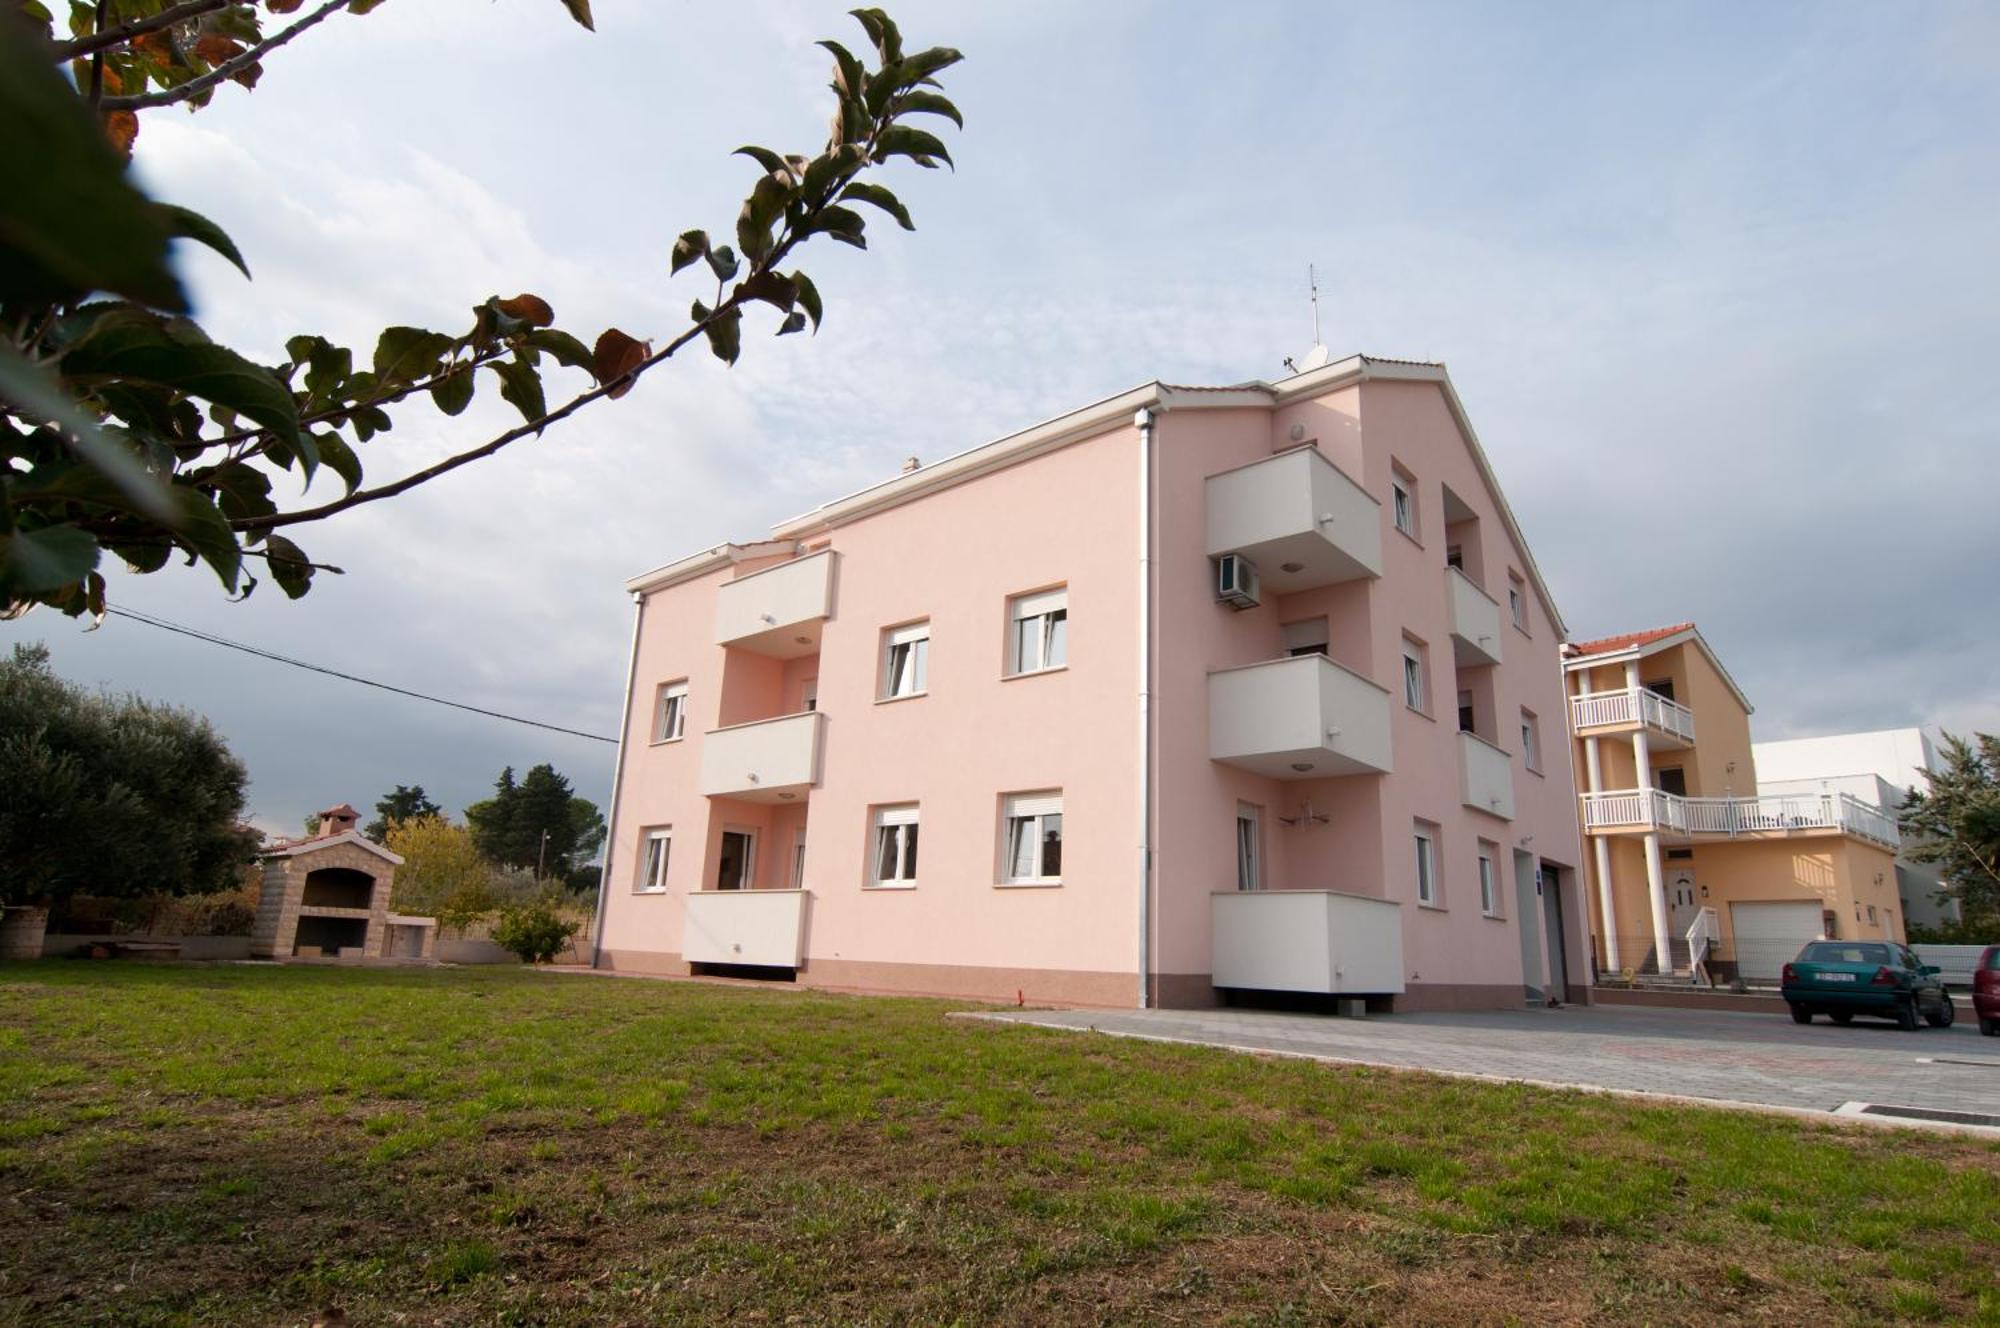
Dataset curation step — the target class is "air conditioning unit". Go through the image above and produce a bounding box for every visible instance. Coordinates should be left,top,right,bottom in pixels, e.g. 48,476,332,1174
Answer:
1214,553,1260,610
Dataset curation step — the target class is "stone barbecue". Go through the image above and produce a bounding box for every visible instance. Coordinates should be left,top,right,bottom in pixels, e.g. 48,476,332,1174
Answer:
251,803,435,960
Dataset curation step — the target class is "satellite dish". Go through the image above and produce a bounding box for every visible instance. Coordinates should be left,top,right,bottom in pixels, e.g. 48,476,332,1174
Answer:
1297,344,1329,372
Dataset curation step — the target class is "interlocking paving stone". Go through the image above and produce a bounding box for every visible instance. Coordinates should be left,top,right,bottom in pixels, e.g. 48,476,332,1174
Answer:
970,1002,2000,1119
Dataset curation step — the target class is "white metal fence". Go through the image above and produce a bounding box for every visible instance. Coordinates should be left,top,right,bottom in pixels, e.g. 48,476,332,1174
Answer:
1570,687,1697,744
1581,788,1900,848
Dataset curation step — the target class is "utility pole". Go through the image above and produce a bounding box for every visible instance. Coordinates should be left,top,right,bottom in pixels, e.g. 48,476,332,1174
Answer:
537,829,550,881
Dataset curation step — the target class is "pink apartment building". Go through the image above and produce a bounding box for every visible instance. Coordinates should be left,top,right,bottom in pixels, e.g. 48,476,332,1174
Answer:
594,354,1587,1010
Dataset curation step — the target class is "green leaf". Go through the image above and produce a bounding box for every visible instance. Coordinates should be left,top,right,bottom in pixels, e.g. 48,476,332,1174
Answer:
260,533,315,599
0,524,100,598
738,173,793,262
372,326,454,384
312,431,363,493
791,271,823,332
839,181,914,230
0,343,176,521
875,124,954,169
525,328,593,370
303,340,352,406
896,88,963,128
207,461,276,523
704,245,741,283
58,313,307,472
170,488,243,590
734,145,790,178
703,306,743,366
849,8,902,64
807,205,868,248
430,365,476,416
670,229,710,275
776,311,808,337
349,405,392,443
557,0,594,30
896,46,964,85
737,270,797,312
817,39,865,99
491,358,548,427
0,30,184,310
155,203,251,279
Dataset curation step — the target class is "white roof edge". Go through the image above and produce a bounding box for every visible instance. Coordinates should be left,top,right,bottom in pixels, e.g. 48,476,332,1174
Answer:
625,539,799,597
621,354,1564,638
261,829,405,866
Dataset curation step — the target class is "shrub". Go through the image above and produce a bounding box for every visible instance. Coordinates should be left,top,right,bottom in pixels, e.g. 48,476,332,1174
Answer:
491,897,580,965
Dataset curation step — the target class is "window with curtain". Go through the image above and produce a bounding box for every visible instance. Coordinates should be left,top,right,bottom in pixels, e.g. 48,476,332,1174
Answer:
1001,792,1063,883
870,804,919,886
1008,588,1068,675
654,680,688,741
881,621,930,698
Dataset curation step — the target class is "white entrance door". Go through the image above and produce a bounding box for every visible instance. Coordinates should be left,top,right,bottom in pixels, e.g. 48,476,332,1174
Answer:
1728,900,1822,981
1668,870,1700,939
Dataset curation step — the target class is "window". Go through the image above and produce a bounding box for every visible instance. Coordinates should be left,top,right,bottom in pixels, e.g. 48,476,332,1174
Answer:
653,680,688,742
1414,822,1439,906
1655,766,1687,798
1458,689,1476,734
801,679,818,712
1391,475,1417,539
1001,792,1063,884
1520,708,1541,772
1446,544,1464,571
636,828,671,892
1507,572,1528,632
1235,804,1261,891
1008,589,1068,675
1282,618,1329,658
1401,636,1428,712
870,804,919,887
1644,678,1675,702
881,621,930,699
1477,843,1499,916
793,836,807,889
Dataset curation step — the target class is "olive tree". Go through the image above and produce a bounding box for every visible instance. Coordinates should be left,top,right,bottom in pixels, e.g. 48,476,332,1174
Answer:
1,3,961,615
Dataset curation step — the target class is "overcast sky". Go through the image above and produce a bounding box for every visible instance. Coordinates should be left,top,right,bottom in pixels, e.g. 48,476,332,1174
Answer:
8,0,1998,834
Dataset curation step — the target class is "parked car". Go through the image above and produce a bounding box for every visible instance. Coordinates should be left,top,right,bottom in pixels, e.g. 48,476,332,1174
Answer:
1975,944,1999,1037
1781,941,1955,1031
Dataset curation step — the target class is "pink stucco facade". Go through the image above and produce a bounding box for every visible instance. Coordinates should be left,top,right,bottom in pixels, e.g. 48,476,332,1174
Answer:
596,356,1587,1010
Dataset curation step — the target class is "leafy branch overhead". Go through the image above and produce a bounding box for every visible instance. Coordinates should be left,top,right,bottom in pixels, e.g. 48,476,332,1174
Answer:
0,4,962,617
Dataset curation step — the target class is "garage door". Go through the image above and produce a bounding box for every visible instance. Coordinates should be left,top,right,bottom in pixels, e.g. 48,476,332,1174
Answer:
1729,901,1824,980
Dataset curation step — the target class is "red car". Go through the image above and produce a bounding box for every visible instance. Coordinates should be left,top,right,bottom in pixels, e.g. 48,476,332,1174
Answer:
1976,945,2000,1037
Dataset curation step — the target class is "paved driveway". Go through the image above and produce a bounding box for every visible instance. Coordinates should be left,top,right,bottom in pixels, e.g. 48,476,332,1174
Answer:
970,1002,2000,1123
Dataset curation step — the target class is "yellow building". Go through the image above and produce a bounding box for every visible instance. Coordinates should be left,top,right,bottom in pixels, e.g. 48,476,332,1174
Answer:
1564,624,1903,982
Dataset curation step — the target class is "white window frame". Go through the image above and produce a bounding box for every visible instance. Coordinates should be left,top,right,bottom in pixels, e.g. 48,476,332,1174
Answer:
1000,791,1064,885
1477,844,1499,917
1402,638,1428,713
1007,588,1068,676
1520,709,1541,773
1235,804,1262,891
1507,573,1528,632
792,835,807,889
1391,474,1417,539
868,804,920,888
880,621,930,700
636,827,671,893
1414,822,1439,907
653,680,688,743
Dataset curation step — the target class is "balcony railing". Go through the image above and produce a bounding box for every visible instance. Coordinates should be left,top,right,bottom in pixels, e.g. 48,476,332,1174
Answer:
1569,686,1696,746
682,888,809,968
1457,730,1516,820
1211,889,1405,995
1209,654,1393,779
1580,788,1899,848
1205,447,1382,594
714,549,836,657
1445,566,1502,667
698,710,825,801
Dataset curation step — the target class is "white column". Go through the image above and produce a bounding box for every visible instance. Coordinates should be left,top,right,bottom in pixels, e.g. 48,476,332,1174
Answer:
1625,662,1672,971
1584,735,1621,972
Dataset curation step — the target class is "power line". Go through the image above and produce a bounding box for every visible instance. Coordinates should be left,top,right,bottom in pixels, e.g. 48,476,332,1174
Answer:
103,605,618,744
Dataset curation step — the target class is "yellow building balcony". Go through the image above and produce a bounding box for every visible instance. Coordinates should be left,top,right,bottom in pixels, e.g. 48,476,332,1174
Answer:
1580,789,1899,848
1569,685,1695,749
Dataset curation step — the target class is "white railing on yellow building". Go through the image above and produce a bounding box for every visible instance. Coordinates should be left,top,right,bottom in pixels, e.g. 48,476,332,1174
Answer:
1580,789,1899,849
1569,687,1696,744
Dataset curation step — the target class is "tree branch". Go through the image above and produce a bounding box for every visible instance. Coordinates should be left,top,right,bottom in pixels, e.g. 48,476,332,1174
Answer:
51,0,233,62
99,0,352,112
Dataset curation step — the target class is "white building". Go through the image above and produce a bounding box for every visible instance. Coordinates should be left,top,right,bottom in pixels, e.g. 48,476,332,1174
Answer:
1752,728,1957,929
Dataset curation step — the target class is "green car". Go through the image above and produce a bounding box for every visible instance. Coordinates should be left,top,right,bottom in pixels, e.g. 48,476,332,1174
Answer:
1782,941,1956,1030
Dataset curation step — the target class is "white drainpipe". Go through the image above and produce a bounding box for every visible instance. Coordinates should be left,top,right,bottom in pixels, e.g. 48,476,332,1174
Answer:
590,590,647,966
1135,405,1156,1008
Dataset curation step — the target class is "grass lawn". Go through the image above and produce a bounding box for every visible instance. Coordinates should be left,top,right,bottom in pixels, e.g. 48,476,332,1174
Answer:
1,965,1996,1326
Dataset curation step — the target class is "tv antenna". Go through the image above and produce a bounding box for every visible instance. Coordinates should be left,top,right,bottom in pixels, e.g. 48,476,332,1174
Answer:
1282,263,1330,375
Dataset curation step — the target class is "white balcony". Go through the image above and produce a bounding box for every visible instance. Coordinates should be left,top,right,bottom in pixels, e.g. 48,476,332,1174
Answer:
1209,654,1393,779
1445,566,1503,667
714,549,837,658
1212,889,1405,995
698,710,825,802
1580,789,1899,849
1458,730,1516,820
1569,686,1695,749
682,888,808,968
1205,447,1382,595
